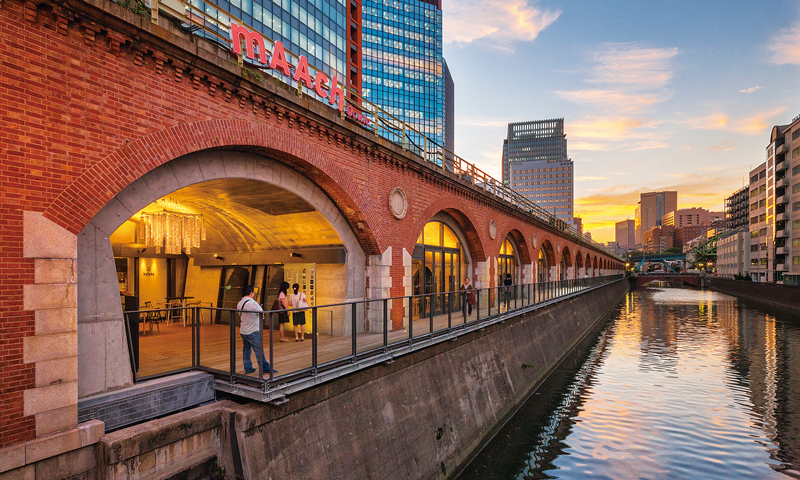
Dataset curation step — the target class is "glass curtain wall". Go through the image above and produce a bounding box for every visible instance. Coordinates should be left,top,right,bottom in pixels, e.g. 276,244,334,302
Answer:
412,221,466,319
362,0,444,159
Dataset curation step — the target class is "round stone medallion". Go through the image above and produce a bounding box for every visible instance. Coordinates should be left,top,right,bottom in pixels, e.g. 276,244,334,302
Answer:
532,234,538,250
488,220,497,240
389,187,408,219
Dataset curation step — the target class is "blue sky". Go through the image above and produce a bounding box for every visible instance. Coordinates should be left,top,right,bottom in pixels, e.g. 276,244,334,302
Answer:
442,0,800,242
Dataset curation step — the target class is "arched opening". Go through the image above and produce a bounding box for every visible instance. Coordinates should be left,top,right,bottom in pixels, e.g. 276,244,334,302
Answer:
560,246,572,280
575,251,584,278
538,240,555,282
497,236,520,286
411,214,472,319
585,253,591,277
592,256,598,277
77,153,369,396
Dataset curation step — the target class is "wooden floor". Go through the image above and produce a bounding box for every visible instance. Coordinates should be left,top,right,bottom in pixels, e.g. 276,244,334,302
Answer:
136,294,537,379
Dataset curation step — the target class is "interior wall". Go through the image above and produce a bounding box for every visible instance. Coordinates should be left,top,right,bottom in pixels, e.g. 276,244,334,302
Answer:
138,258,168,308
315,264,347,335
183,264,222,312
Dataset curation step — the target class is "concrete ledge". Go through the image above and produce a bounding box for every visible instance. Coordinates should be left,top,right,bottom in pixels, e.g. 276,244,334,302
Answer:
100,400,236,464
0,421,103,475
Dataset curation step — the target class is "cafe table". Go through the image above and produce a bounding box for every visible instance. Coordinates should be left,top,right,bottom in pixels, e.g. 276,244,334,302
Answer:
164,296,195,327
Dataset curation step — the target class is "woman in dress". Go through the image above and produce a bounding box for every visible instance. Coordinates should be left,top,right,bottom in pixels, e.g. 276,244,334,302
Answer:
289,283,307,342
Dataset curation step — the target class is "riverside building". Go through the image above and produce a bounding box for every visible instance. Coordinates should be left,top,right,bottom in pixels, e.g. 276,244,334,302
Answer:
502,119,574,223
635,191,677,248
767,114,800,285
725,186,750,231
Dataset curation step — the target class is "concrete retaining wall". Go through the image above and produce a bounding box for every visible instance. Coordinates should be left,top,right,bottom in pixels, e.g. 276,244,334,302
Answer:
709,278,800,312
233,278,628,480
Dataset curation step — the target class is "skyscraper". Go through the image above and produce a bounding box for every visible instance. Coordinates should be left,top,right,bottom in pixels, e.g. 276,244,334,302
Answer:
443,59,455,169
615,219,635,251
635,191,677,248
502,119,574,223
724,186,749,231
362,0,446,157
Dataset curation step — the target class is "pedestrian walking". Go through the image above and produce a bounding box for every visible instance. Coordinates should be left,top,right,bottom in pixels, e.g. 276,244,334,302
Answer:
237,285,275,374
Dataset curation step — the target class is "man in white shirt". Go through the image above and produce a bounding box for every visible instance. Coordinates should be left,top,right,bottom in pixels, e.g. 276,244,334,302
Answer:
237,285,275,374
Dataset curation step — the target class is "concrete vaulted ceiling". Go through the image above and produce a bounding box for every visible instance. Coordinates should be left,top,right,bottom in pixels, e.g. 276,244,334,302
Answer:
118,178,343,253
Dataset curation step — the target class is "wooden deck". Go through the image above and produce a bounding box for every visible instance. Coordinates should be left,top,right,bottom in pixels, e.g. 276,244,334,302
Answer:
136,295,531,379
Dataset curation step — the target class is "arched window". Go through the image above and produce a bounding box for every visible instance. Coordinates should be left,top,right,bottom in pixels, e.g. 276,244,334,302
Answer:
497,237,519,287
537,249,548,283
412,221,468,319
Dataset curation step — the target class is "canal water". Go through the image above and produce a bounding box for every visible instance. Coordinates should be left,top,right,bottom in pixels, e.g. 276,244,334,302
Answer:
459,286,800,479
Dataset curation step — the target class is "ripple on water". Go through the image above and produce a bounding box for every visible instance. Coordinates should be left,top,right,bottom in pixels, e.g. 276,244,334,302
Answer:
458,287,800,480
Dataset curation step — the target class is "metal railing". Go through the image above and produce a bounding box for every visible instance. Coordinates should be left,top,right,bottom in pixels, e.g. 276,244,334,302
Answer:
140,0,620,261
123,275,623,401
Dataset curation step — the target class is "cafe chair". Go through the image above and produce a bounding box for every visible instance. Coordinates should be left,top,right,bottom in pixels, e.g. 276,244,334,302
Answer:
143,301,165,333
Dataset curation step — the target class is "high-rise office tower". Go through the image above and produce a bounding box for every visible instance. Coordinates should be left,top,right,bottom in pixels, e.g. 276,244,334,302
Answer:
362,0,448,158
502,119,574,223
615,219,635,251
443,59,455,169
635,191,677,248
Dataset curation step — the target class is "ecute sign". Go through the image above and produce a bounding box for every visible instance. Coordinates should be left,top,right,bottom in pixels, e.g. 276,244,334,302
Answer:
230,22,345,111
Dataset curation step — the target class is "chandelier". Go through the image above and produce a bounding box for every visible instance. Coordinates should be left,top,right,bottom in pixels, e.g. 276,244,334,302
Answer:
139,211,206,255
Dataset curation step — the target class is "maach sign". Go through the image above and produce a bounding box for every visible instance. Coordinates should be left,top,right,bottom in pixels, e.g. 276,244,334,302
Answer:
230,22,371,129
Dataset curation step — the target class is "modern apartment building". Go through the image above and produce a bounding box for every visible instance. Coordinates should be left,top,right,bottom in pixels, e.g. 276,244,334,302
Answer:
717,229,750,279
503,119,574,223
635,191,677,248
362,0,450,156
615,219,635,251
748,162,773,282
643,225,674,253
768,114,800,285
674,225,708,249
662,208,724,228
725,186,750,231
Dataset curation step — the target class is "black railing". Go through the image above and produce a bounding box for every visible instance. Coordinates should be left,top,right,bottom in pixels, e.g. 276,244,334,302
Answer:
122,275,623,396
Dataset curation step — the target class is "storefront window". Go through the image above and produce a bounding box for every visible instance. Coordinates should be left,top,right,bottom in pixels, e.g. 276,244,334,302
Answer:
412,221,468,319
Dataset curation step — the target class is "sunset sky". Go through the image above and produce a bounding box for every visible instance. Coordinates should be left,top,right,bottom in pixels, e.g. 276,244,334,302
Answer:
442,0,800,242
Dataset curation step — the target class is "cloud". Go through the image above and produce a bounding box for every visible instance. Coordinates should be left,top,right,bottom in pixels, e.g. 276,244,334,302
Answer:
683,107,786,135
444,0,561,45
739,86,761,93
768,21,800,65
555,89,668,112
588,43,679,88
710,140,736,152
555,43,678,113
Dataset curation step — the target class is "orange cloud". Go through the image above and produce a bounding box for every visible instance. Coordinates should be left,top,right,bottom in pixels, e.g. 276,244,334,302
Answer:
684,108,786,136
555,90,667,112
768,21,800,65
588,43,679,88
444,0,561,45
710,140,736,152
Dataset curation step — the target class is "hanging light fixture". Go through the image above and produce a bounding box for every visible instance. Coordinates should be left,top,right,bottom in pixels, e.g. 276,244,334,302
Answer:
139,211,206,255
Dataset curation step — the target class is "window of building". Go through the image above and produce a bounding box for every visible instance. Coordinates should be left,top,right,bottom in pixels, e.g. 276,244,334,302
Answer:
794,184,800,194
750,245,759,252
751,231,759,238
793,147,800,158
793,220,800,229
794,202,800,212
794,256,800,265
794,166,800,176
793,238,800,247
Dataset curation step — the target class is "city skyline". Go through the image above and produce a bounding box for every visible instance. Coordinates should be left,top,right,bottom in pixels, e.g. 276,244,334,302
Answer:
442,0,800,242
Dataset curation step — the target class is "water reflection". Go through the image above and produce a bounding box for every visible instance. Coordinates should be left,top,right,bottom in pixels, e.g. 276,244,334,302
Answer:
459,287,800,479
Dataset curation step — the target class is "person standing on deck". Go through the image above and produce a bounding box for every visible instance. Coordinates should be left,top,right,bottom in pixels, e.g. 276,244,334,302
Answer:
237,285,275,375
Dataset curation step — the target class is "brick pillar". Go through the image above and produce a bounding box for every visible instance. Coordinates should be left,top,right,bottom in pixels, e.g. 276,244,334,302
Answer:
22,212,78,437
366,247,392,332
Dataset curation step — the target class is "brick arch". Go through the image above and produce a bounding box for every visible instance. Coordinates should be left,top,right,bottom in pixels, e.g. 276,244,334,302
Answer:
539,239,557,267
561,245,573,268
500,228,531,265
575,250,584,269
42,119,381,255
411,200,487,263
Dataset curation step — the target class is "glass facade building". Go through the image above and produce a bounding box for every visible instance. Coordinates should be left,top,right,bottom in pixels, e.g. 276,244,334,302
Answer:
193,0,349,101
502,119,574,223
361,0,445,159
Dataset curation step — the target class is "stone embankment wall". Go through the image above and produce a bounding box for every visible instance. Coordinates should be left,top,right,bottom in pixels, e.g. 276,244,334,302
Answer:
708,278,800,312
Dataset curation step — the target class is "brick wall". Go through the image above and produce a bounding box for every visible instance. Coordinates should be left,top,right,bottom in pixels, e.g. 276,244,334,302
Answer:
0,0,622,447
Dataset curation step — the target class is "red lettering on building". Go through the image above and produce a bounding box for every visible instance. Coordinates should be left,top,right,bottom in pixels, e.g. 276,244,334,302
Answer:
314,72,329,99
230,22,267,64
293,55,313,89
269,40,291,77
328,75,344,112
